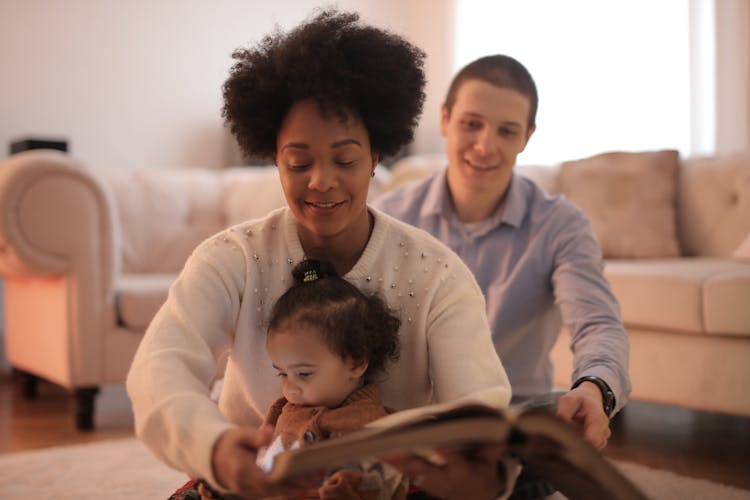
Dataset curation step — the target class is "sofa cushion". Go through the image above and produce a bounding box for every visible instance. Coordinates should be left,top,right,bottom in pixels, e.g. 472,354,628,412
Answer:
100,168,226,274
387,154,446,191
559,150,681,258
678,151,750,257
221,167,287,226
517,164,561,195
604,258,750,335
115,273,175,330
703,267,750,335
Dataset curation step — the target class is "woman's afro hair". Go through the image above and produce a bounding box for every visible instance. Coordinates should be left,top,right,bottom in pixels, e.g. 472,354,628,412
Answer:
222,8,426,161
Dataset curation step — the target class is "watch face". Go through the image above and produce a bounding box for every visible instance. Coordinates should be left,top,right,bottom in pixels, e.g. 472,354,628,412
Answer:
604,391,615,416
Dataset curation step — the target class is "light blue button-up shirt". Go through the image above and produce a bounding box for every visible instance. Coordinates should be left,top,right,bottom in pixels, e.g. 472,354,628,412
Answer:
373,169,630,411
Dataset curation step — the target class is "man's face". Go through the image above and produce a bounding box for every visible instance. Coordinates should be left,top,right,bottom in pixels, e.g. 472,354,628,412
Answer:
442,79,535,199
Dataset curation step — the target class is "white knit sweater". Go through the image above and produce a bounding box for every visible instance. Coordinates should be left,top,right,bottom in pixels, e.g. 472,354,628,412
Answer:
126,206,510,488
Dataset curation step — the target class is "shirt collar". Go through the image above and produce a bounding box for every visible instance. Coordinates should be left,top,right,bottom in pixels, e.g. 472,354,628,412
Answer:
420,169,528,230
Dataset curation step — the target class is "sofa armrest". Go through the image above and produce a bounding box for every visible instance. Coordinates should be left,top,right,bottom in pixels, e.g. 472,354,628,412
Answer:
0,150,118,289
0,150,121,385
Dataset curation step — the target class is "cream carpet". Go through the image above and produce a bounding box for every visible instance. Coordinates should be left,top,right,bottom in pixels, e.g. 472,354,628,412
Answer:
0,438,748,499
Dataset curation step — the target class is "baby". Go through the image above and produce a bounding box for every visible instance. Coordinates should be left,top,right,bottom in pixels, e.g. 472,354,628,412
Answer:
260,259,406,499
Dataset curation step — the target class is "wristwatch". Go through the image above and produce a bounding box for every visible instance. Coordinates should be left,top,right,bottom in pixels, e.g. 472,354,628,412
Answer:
572,375,616,417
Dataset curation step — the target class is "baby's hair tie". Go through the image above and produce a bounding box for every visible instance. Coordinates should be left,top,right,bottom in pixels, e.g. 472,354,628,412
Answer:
303,269,319,283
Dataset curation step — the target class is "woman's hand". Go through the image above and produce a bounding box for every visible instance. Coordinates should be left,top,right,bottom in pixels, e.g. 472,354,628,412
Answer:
556,383,612,450
211,426,309,499
385,445,510,499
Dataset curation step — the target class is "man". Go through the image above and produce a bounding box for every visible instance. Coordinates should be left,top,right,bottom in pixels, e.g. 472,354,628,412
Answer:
374,55,631,499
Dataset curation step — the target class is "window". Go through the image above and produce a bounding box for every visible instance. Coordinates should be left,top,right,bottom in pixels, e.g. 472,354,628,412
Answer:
454,0,704,164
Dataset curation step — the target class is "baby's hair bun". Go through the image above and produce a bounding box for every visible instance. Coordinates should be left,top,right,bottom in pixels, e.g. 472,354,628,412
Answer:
291,259,337,285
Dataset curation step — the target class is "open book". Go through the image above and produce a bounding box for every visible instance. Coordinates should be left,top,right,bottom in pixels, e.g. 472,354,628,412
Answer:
266,398,650,500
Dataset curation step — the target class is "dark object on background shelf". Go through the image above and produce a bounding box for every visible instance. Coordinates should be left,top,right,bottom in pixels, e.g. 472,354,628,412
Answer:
9,137,68,154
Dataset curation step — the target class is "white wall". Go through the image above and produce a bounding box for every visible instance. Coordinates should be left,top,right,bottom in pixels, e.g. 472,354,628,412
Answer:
403,1,455,155
0,0,451,169
714,0,750,154
2,0,746,170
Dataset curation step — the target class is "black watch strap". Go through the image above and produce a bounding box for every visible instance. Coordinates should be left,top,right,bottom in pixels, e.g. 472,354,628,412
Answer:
572,375,616,417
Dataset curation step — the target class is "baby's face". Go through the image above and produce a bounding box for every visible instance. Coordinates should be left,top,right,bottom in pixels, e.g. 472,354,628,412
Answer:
267,325,366,408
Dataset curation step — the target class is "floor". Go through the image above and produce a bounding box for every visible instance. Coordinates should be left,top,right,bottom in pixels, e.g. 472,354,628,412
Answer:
605,397,750,491
1,370,749,492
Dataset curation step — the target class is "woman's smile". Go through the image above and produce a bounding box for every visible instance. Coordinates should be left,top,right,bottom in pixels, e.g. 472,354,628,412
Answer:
304,199,347,212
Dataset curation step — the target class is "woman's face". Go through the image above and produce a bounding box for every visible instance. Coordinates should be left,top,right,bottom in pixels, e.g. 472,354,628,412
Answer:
276,99,376,250
266,325,366,408
441,79,535,200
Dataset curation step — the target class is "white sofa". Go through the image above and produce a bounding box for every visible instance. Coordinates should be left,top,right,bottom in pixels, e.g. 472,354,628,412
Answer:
386,150,750,417
1,148,748,429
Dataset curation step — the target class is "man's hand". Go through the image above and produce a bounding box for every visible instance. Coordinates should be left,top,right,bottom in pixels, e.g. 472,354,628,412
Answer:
556,382,612,450
211,426,308,499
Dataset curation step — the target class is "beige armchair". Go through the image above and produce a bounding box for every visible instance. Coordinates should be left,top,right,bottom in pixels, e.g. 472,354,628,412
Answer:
1,150,121,429
0,149,389,429
0,151,273,428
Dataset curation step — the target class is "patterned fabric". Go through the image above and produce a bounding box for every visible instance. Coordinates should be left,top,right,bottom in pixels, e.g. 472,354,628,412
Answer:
168,479,217,500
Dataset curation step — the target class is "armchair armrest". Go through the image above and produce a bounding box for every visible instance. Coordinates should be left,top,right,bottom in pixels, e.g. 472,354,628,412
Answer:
0,150,119,386
0,150,118,284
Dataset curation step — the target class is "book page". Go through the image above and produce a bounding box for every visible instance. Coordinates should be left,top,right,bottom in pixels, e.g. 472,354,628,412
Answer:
365,396,512,430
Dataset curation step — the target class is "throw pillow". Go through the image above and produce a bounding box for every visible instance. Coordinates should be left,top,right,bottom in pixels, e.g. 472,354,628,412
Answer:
559,150,681,258
734,233,750,261
222,167,287,226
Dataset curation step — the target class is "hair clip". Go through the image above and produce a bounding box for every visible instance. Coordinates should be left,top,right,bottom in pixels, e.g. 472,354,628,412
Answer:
303,269,319,283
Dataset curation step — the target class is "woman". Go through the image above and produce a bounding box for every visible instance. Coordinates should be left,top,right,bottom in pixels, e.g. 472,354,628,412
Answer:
127,10,511,499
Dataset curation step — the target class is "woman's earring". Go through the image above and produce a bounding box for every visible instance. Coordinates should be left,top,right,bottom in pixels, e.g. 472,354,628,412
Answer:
371,170,376,178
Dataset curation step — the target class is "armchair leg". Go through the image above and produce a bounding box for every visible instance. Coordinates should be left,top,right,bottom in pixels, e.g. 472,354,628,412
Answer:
11,368,39,399
22,372,40,399
74,387,100,431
